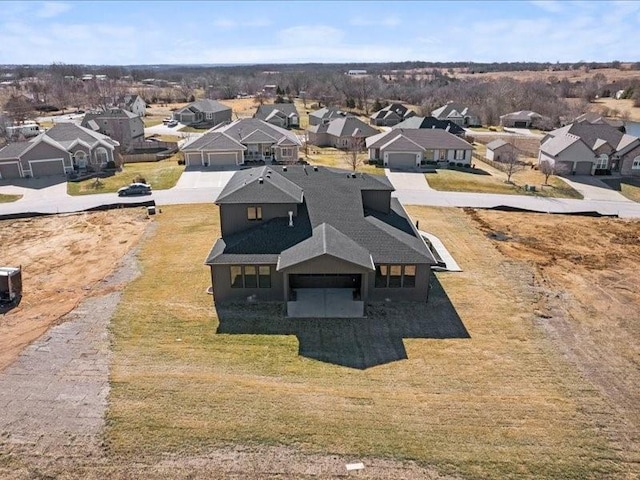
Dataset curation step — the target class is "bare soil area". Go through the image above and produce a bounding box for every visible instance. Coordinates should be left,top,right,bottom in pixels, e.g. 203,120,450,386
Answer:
464,208,640,469
0,210,149,371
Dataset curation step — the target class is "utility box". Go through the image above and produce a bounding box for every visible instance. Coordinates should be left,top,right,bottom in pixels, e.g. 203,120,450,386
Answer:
0,266,22,304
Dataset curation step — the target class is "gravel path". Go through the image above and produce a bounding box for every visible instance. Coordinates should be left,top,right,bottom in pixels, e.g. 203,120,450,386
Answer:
0,248,140,465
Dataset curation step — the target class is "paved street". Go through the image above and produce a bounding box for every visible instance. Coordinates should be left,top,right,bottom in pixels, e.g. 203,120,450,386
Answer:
1,168,640,218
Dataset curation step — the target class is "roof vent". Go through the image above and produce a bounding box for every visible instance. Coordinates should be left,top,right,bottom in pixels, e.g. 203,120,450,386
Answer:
283,166,287,172
350,172,357,178
313,166,318,171
258,177,264,184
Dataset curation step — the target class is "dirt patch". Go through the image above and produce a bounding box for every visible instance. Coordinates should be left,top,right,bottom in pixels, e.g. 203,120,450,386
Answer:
465,208,640,469
0,210,149,371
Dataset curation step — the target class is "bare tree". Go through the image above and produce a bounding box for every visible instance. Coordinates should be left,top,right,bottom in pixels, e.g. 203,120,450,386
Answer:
502,149,526,183
540,159,570,185
343,136,364,171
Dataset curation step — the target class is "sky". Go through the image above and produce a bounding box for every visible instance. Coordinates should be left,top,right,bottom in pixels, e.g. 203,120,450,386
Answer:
1,0,639,65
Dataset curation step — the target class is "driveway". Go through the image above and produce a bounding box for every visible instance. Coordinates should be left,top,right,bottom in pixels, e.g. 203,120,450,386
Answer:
174,168,236,189
145,123,207,140
385,169,432,191
0,176,69,202
559,176,633,202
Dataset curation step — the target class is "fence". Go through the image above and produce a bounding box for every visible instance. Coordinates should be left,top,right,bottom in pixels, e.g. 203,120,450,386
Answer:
122,141,179,163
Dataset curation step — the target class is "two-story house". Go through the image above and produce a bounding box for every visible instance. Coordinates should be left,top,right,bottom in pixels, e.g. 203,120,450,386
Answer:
173,99,233,127
81,108,144,150
254,103,300,129
205,165,437,317
181,118,301,167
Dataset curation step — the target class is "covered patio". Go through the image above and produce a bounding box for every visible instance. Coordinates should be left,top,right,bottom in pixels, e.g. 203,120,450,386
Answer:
287,288,364,318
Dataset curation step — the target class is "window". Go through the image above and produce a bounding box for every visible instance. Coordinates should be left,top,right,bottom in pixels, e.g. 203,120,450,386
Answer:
230,266,243,288
454,149,465,160
633,156,640,170
424,149,434,161
281,148,292,157
247,206,262,221
229,265,272,289
258,266,271,288
95,147,109,165
439,150,447,161
595,154,608,170
374,265,417,288
244,266,257,288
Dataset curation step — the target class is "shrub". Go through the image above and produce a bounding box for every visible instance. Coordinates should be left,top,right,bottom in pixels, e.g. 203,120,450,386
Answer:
133,175,147,184
456,162,463,167
105,160,116,170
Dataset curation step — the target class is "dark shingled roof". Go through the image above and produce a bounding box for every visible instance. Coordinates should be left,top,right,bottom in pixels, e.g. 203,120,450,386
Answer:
392,116,465,135
207,166,436,267
254,103,299,121
176,99,231,115
366,129,473,150
216,166,304,204
0,141,32,159
278,223,375,271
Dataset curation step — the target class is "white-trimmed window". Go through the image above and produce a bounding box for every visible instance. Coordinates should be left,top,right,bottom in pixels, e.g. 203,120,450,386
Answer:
632,156,640,170
454,149,465,160
74,151,87,167
281,147,293,157
439,150,447,161
595,154,608,170
95,147,109,165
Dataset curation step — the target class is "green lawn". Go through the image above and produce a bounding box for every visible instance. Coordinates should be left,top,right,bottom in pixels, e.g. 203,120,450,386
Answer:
106,204,617,479
67,156,184,195
0,193,22,203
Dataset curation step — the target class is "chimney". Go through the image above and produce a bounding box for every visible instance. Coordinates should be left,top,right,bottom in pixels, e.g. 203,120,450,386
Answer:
288,211,294,227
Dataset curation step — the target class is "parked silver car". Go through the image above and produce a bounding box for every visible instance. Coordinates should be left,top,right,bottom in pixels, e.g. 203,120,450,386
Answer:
117,183,152,196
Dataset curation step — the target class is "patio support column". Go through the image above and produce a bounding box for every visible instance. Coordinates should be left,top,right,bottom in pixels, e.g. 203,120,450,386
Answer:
283,273,289,302
361,273,368,301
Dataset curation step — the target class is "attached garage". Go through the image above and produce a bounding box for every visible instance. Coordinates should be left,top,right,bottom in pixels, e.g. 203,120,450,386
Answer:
0,162,21,180
574,161,593,175
514,121,528,128
207,152,240,166
29,159,65,177
556,160,574,175
386,152,417,169
290,273,361,289
185,152,203,166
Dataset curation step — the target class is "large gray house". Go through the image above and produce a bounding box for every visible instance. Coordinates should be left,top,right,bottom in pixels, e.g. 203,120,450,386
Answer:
254,103,300,129
307,117,378,149
0,123,118,179
173,99,232,127
369,103,415,127
538,120,640,176
366,129,473,169
392,116,466,136
81,108,144,150
308,106,351,126
432,102,481,127
181,118,301,167
206,166,437,317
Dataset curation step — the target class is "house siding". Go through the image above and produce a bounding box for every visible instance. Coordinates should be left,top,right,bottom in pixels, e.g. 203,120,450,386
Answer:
362,190,391,214
220,203,300,236
620,144,640,176
367,264,431,302
539,140,596,173
19,142,72,172
211,264,283,303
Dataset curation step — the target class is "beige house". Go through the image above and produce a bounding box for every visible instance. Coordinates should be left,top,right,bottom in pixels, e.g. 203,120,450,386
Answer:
485,139,521,162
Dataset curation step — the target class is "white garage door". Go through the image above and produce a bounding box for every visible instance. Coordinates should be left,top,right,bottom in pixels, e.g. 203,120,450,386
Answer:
185,152,203,166
387,152,417,169
30,159,65,177
207,152,239,166
0,162,21,180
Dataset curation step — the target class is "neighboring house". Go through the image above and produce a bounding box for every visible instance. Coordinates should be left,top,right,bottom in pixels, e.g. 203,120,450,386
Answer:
369,103,416,127
573,112,625,131
254,103,300,129
0,123,118,179
366,129,473,169
181,118,301,167
173,99,232,127
307,117,379,149
431,102,481,127
115,94,146,117
485,139,521,162
538,120,640,176
81,108,144,150
205,165,437,317
308,107,352,126
392,116,466,136
347,70,367,76
500,110,551,129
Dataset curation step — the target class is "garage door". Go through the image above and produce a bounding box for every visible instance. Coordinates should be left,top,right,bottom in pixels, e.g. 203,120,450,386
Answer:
556,161,574,176
575,161,593,175
514,121,528,128
0,162,21,180
290,274,361,289
30,160,65,177
387,152,417,169
185,152,203,166
207,152,238,166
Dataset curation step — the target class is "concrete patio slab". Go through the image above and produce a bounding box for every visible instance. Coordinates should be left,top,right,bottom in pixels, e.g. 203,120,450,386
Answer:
420,230,462,272
287,289,364,318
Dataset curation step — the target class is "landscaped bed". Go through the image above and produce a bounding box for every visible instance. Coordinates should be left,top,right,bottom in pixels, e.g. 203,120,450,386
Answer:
67,156,184,195
0,193,22,203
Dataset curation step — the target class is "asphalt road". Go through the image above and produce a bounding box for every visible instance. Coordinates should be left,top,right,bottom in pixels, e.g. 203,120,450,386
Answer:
1,169,640,218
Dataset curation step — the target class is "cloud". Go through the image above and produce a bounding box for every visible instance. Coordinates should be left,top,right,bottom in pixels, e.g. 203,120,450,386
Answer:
529,0,564,13
277,25,344,45
212,18,271,29
350,16,401,27
37,1,71,18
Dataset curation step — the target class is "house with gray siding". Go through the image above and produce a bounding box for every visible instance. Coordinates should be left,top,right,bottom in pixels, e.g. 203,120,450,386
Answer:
181,118,301,167
366,129,473,170
485,139,521,162
432,102,481,127
307,117,378,149
370,103,416,127
308,107,351,126
205,165,437,317
392,116,466,136
115,94,146,117
500,110,551,129
538,120,640,176
0,123,118,179
173,99,232,127
81,108,144,150
254,103,299,129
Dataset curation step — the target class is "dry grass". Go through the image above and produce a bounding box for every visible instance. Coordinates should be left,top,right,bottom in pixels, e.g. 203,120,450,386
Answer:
592,98,640,122
304,147,384,176
143,118,163,128
105,204,631,479
620,181,640,202
67,156,184,195
0,193,22,203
